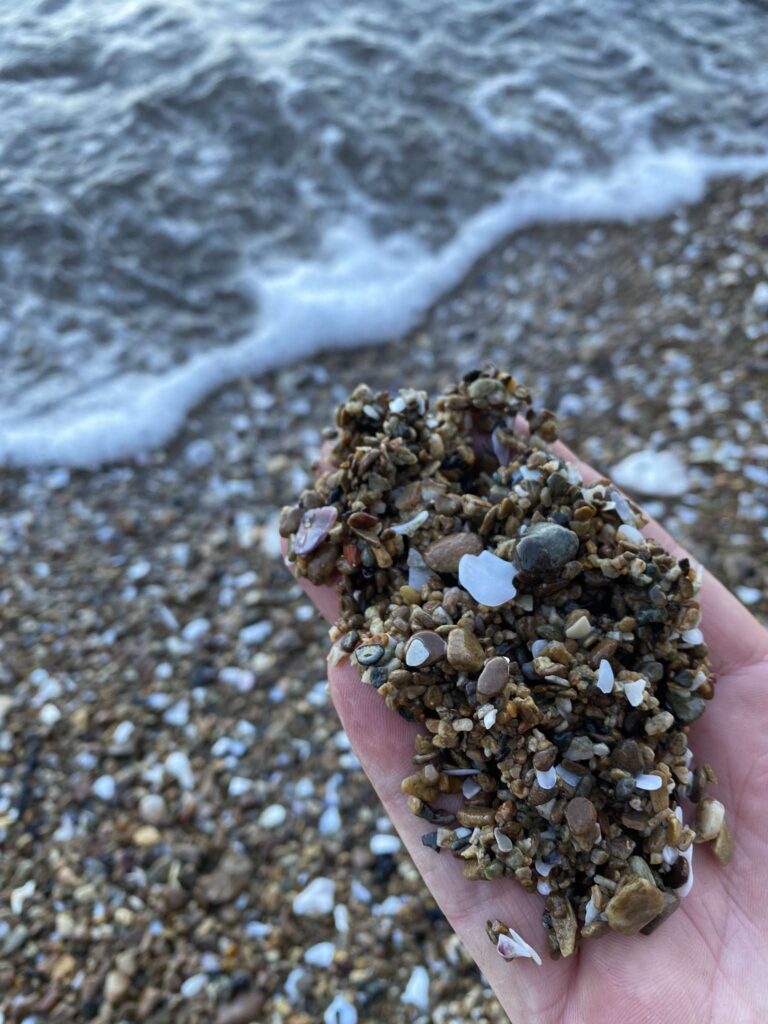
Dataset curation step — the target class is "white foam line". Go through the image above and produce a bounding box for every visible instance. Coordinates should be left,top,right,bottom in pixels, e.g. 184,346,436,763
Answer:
5,147,768,468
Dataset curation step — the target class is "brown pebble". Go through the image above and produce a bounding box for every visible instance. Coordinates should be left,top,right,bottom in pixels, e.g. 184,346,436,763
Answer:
548,894,578,957
423,533,483,573
610,739,644,775
278,504,302,537
216,990,266,1024
303,542,339,584
446,627,485,673
197,851,253,906
640,890,681,935
605,876,665,935
404,630,447,668
533,746,557,771
456,807,496,827
712,821,734,865
477,657,509,697
104,970,130,1005
566,797,597,836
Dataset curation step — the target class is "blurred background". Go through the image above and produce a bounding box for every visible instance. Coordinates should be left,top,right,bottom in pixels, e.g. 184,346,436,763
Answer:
1,1,767,1021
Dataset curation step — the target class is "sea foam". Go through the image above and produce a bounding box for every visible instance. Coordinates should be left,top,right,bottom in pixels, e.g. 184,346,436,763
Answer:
3,147,768,468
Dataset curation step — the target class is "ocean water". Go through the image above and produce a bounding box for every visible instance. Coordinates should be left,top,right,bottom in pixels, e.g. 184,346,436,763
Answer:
2,0,768,466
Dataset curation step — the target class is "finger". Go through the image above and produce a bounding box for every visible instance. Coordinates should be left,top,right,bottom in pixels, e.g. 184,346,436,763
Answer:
328,658,574,1012
551,439,768,675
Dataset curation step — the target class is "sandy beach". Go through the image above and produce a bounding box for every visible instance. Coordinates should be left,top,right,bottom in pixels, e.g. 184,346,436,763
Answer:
1,176,766,1022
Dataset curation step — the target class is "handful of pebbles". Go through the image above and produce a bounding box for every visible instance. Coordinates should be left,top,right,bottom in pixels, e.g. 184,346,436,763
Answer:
281,369,732,959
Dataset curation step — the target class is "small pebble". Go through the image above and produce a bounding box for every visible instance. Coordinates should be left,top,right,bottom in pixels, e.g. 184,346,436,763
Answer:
259,804,287,829
401,965,430,1011
293,877,336,916
93,775,116,801
180,973,208,998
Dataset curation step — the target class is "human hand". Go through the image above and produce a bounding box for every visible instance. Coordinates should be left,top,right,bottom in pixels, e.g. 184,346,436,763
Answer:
289,442,768,1024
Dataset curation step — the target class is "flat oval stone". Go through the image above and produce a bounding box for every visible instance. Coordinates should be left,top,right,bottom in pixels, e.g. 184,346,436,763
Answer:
404,631,446,669
294,506,338,556
565,797,597,836
423,533,483,574
606,877,665,935
446,628,485,673
477,657,509,697
513,522,579,576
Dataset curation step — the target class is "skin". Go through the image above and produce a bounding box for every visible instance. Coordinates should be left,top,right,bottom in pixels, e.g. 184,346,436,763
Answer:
288,440,768,1024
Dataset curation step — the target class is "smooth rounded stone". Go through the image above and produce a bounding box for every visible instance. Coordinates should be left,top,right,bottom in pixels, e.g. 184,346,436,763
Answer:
215,990,266,1024
104,970,131,1004
565,797,597,836
513,522,579,576
640,890,681,935
304,542,339,584
293,876,335,916
694,798,725,843
355,644,385,666
645,711,674,736
294,506,338,556
605,877,665,935
132,825,161,847
712,821,734,865
458,549,518,607
610,740,644,776
279,504,302,537
628,856,656,884
666,686,706,723
258,804,287,829
665,855,690,890
446,628,485,673
533,746,557,771
423,533,483,573
477,656,509,697
405,631,447,668
615,777,636,801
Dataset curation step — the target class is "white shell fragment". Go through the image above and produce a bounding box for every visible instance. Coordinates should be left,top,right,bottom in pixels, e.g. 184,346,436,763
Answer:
401,965,430,1011
390,510,429,536
407,548,431,590
462,777,482,799
681,628,704,645
458,551,518,608
565,615,591,640
673,807,695,898
534,858,554,878
623,679,646,707
535,766,557,790
596,659,614,694
611,449,690,497
496,930,543,966
584,895,600,926
635,773,663,791
494,828,514,852
531,639,547,657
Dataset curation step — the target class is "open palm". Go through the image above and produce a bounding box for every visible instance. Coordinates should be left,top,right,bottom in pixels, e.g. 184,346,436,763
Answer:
291,443,768,1024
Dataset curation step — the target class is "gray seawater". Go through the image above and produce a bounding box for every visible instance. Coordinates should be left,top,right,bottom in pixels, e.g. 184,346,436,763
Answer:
2,0,768,459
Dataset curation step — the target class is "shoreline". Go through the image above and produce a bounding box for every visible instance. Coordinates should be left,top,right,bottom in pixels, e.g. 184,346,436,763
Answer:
0,175,766,1021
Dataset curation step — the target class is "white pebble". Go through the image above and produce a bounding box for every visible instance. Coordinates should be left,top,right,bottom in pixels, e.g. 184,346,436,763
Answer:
462,777,482,799
11,880,35,915
219,667,255,692
229,776,253,797
39,703,61,726
617,524,645,547
239,621,272,645
259,804,287,828
92,775,116,801
682,628,704,645
736,585,762,605
112,721,135,745
350,880,371,903
185,438,215,467
597,659,614,694
370,833,401,856
534,859,554,878
531,639,547,657
584,895,600,925
182,618,210,643
623,679,646,707
293,877,335,916
180,974,208,998
333,903,349,933
565,615,591,640
611,449,690,497
635,773,663,791
324,994,357,1024
164,751,195,790
482,707,498,730
458,550,518,608
126,560,151,581
401,965,430,1011
556,764,581,788
494,828,513,852
284,967,306,1002
535,767,557,790
163,699,189,727
304,941,335,967
536,879,552,896
139,794,166,825
319,806,341,836
752,281,768,309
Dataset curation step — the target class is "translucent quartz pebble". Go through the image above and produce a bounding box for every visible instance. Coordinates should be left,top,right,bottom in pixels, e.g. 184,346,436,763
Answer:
597,659,614,694
458,551,517,607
